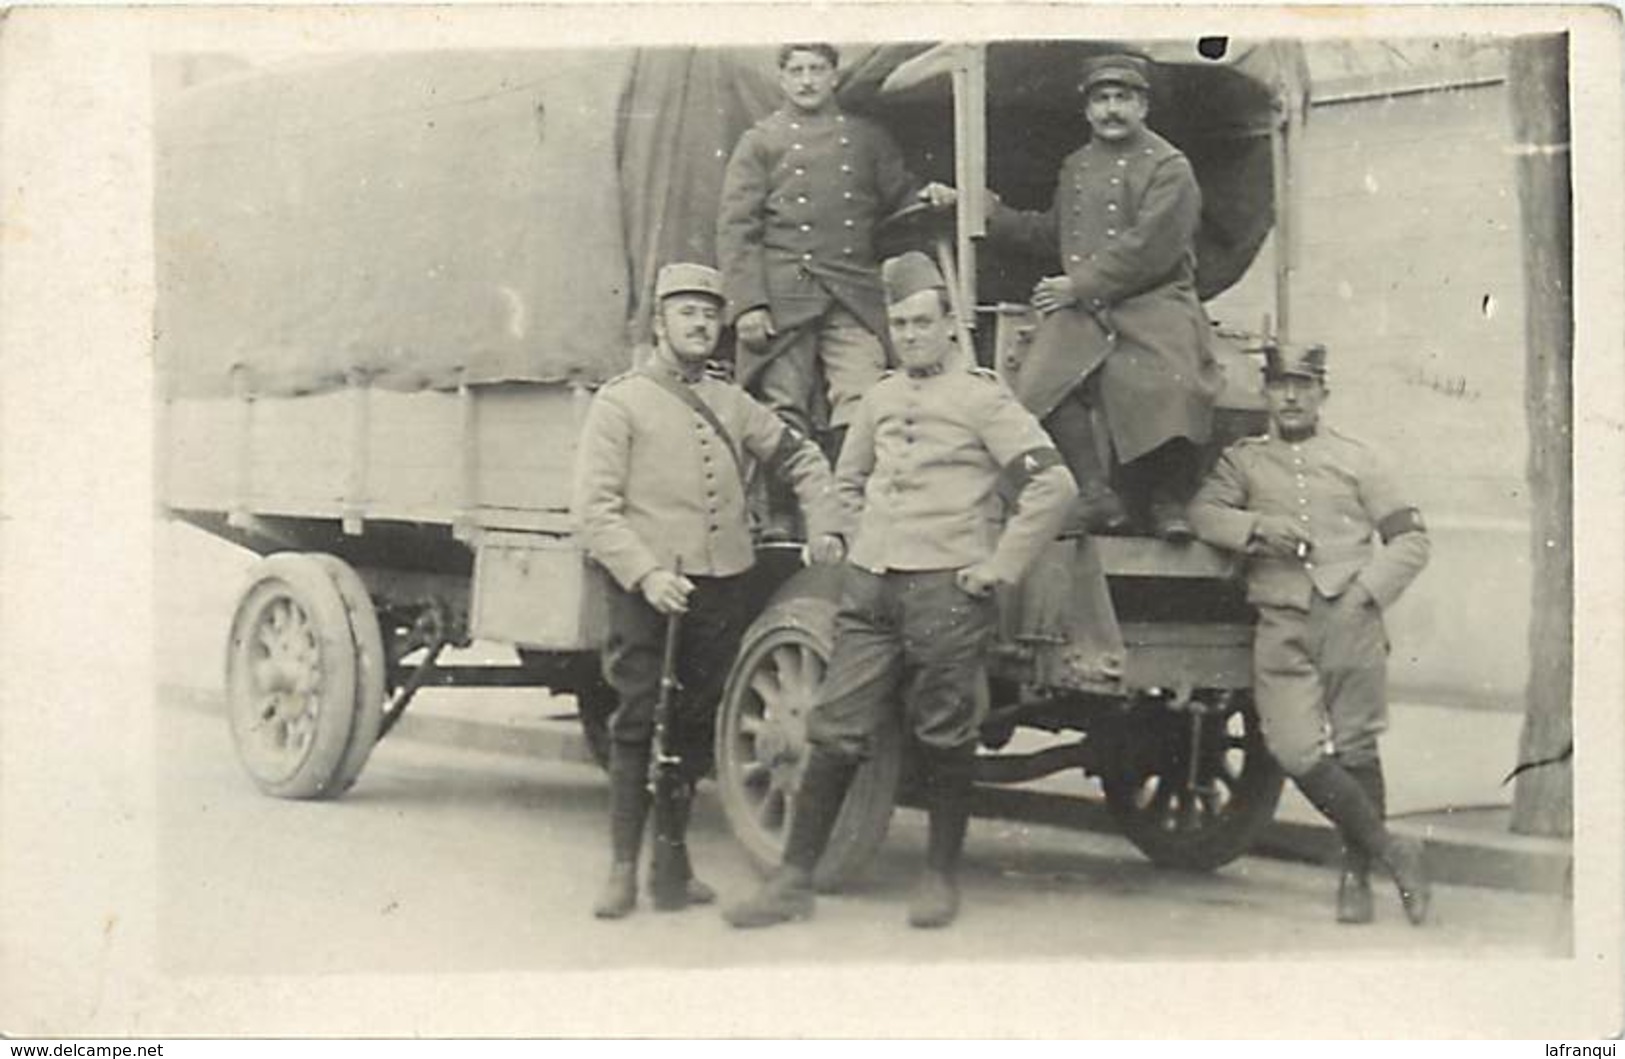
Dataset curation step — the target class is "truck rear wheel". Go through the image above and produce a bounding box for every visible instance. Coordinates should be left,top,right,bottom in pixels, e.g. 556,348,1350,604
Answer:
715,585,900,890
226,553,364,799
1101,689,1284,871
310,554,386,793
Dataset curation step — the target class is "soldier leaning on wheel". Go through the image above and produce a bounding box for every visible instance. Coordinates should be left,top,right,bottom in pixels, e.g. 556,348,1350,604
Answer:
573,263,846,920
1188,341,1433,926
724,252,1076,930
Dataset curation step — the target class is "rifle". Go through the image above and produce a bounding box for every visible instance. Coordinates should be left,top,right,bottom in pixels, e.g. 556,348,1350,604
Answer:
648,561,691,910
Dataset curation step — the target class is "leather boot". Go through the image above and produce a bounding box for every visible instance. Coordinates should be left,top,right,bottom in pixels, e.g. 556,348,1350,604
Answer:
1045,397,1130,536
1295,758,1429,926
724,750,858,928
1336,760,1386,924
1134,441,1197,543
909,744,974,929
647,783,716,909
593,742,651,919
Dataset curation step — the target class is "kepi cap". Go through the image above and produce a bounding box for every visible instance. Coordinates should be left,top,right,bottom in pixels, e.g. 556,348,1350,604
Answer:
881,251,947,305
1263,341,1329,381
655,262,725,303
1081,53,1152,94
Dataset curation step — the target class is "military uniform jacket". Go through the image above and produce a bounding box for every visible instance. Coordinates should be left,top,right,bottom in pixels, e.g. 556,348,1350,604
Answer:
1188,426,1430,611
718,107,918,345
573,360,840,591
837,367,1077,583
987,127,1222,463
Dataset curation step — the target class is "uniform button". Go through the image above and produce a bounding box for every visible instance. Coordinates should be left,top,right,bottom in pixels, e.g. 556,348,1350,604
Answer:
1107,203,1117,212
1069,253,1081,262
1106,229,1117,237
792,143,803,151
843,247,854,255
1299,514,1310,522
844,191,854,200
795,167,806,176
798,195,808,204
841,164,852,173
1111,177,1121,186
800,223,812,232
844,219,855,228
790,121,800,130
1298,497,1308,505
1117,158,1128,167
839,137,849,145
802,252,813,261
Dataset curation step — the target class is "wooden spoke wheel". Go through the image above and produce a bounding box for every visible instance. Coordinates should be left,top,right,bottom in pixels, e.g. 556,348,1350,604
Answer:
1101,689,1284,871
715,590,900,890
225,553,365,799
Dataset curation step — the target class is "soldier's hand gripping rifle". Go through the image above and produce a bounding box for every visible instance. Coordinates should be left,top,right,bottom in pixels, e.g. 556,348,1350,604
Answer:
648,561,692,911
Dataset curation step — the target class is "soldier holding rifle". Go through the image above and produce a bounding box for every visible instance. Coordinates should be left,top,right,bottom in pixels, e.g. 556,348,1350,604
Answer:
573,263,844,919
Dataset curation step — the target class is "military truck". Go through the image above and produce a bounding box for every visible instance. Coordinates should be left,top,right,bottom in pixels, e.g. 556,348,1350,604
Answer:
157,39,1305,884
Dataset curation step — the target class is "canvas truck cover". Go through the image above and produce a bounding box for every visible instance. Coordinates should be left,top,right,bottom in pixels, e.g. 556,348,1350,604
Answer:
155,48,782,400
155,43,1298,401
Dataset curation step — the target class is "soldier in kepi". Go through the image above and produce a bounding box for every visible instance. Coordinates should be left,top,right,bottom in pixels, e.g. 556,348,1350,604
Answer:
718,42,953,536
724,252,1076,930
954,53,1223,541
573,263,845,919
1189,341,1433,926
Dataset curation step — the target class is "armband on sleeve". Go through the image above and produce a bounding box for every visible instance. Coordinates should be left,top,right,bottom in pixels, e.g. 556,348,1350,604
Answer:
997,446,1064,506
1377,507,1426,542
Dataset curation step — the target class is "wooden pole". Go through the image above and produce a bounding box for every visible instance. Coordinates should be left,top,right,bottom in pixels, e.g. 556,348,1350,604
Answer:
1508,33,1573,837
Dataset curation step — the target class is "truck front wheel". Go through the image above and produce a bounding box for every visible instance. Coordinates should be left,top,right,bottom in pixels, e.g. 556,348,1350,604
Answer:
714,584,901,890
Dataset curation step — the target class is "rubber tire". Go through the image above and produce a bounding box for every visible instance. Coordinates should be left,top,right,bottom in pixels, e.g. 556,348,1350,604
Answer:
1100,691,1285,871
715,587,902,891
226,553,361,800
310,554,386,794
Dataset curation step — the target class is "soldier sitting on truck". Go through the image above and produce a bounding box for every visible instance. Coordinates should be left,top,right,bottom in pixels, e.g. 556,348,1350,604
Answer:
936,54,1224,541
724,252,1076,930
1189,341,1433,926
718,42,954,537
573,262,847,920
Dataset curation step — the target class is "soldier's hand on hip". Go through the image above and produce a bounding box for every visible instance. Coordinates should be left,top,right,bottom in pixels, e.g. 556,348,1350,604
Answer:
1248,514,1315,558
804,533,847,567
640,569,695,615
1031,275,1079,315
736,308,776,352
919,182,958,209
955,563,1001,599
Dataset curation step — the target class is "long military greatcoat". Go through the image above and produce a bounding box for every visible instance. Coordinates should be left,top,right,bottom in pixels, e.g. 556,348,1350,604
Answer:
717,107,918,380
987,126,1223,464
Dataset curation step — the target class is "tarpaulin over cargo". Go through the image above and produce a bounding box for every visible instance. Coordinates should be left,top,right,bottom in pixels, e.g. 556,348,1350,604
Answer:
155,42,1301,399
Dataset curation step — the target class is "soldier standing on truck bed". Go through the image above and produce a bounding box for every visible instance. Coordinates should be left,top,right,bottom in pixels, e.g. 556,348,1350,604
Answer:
1189,341,1433,926
718,42,954,537
724,252,1076,930
573,263,846,920
945,53,1224,541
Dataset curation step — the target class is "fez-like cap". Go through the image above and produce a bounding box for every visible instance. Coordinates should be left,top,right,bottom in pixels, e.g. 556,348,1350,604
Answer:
655,262,725,302
882,251,947,304
1263,341,1329,380
1081,53,1152,94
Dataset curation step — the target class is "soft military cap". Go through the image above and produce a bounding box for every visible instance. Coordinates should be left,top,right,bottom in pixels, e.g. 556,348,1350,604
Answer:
1081,53,1152,94
655,262,725,302
881,251,947,305
1263,341,1329,381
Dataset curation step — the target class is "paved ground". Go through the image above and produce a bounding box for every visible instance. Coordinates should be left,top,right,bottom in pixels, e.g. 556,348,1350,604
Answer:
160,694,1569,980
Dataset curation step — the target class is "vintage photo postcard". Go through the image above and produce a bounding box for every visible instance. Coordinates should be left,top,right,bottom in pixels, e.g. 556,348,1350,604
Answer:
0,1,1620,1041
